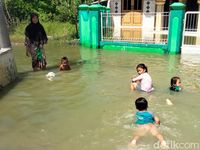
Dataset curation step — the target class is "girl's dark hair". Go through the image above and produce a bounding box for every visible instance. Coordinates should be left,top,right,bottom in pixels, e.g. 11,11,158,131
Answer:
136,63,148,72
170,76,180,91
135,97,148,111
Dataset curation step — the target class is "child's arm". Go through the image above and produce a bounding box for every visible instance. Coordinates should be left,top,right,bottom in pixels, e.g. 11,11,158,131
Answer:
59,64,63,71
154,116,160,125
132,74,143,82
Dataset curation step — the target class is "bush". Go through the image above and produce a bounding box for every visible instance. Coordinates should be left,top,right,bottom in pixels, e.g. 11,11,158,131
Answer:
9,21,77,43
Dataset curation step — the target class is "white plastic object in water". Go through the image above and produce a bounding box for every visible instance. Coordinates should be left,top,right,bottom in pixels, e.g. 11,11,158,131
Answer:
166,98,173,105
46,72,55,81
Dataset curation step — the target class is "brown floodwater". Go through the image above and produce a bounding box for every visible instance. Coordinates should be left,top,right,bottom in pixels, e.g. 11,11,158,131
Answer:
0,41,200,150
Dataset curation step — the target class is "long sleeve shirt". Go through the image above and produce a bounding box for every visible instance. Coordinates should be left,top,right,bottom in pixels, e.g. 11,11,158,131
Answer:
132,72,153,92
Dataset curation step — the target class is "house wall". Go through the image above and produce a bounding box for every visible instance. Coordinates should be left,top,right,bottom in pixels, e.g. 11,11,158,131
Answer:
142,0,156,41
110,0,121,38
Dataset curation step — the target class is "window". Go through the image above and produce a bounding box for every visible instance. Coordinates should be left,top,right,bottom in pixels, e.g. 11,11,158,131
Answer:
123,0,142,11
134,0,142,10
123,0,131,10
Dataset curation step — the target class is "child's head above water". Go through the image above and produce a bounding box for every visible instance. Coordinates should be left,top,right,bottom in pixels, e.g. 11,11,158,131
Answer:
60,56,71,71
136,63,148,75
135,97,148,111
61,56,68,63
170,76,181,92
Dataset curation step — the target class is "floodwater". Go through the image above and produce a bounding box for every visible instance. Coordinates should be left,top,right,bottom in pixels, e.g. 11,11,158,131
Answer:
0,41,200,150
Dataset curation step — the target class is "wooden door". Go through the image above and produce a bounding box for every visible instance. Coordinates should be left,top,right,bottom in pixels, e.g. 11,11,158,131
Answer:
121,0,142,40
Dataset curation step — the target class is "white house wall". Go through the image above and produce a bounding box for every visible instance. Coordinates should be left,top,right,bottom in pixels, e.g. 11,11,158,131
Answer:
142,0,155,41
110,0,121,38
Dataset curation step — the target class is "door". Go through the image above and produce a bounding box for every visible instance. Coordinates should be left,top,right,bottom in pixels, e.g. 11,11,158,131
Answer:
121,0,142,40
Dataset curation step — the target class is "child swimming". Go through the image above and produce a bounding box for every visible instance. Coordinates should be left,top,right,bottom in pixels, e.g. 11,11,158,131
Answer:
129,97,168,149
131,63,154,92
170,76,181,92
59,56,71,71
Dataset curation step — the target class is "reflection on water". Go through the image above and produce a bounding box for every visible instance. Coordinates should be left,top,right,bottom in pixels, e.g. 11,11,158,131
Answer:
0,41,200,150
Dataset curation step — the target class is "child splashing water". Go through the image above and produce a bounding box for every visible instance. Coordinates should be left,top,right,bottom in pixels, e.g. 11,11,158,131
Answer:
129,97,168,149
131,64,154,92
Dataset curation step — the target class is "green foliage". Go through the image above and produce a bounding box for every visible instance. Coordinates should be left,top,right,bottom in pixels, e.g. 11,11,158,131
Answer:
3,0,94,40
43,22,76,40
3,0,94,24
10,21,76,42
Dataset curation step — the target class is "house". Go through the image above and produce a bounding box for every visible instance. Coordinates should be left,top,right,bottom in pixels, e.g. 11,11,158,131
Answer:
79,0,200,53
100,0,200,43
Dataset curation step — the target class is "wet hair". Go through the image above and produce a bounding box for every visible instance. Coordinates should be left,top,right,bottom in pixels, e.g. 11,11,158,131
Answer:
170,76,181,91
61,56,69,64
136,63,148,72
135,97,148,111
61,56,67,60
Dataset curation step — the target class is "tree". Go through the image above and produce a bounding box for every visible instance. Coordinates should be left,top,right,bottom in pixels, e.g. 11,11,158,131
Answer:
2,0,94,37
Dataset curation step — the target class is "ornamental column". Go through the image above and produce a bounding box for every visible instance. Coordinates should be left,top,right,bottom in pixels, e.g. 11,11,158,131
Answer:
168,2,185,53
155,0,165,43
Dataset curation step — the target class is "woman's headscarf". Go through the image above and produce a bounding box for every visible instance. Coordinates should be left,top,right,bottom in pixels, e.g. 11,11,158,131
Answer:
25,13,48,45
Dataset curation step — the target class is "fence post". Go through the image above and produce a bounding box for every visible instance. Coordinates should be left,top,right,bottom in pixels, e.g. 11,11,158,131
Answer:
168,2,185,54
79,4,90,47
89,4,105,48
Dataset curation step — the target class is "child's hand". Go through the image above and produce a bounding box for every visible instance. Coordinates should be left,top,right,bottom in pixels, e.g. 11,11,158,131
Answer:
154,116,160,125
156,120,160,125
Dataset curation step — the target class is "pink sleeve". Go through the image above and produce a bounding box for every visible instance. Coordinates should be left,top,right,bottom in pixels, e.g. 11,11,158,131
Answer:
132,74,144,82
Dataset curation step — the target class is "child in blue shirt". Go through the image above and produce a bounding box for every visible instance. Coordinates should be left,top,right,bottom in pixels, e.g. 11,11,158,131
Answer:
129,97,168,149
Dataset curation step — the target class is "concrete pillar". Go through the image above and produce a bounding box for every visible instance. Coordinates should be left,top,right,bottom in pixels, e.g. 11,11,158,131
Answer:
155,1,165,43
0,0,17,88
89,4,105,48
142,0,156,42
0,0,11,49
168,2,185,54
110,0,121,39
79,4,90,46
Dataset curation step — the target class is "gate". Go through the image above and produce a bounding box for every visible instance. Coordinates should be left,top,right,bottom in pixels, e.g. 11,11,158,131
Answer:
101,12,169,44
182,11,200,54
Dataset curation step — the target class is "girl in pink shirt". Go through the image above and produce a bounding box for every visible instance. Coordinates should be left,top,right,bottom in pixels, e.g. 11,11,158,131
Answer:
131,64,154,92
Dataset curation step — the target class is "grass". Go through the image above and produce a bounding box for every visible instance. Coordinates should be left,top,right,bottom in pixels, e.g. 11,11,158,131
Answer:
10,21,77,43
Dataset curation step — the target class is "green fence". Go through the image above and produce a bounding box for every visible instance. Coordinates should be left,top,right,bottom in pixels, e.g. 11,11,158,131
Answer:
79,2,185,54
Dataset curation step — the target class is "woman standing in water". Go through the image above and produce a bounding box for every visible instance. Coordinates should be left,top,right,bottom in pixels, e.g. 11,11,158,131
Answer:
25,13,48,71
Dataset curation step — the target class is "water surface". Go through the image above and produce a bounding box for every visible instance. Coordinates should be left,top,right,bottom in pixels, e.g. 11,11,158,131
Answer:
0,41,200,150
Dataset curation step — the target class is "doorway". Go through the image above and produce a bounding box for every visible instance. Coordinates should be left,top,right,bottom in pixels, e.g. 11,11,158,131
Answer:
121,0,143,40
